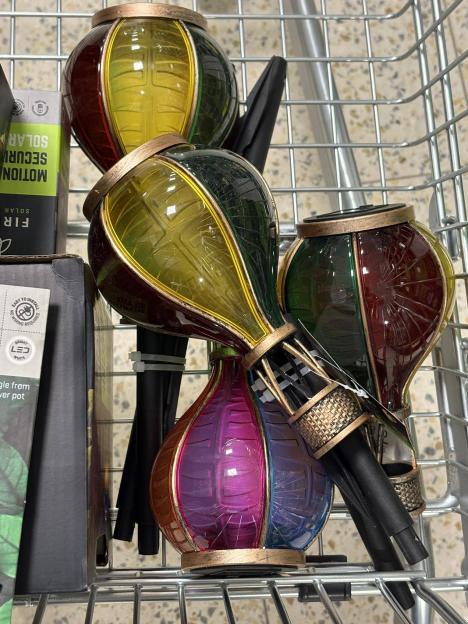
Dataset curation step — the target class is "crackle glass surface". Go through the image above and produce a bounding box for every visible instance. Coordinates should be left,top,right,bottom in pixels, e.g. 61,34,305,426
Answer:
283,214,454,412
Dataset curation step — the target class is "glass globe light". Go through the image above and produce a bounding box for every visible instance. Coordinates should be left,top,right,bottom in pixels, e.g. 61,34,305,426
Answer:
278,204,455,515
63,3,238,171
150,347,333,570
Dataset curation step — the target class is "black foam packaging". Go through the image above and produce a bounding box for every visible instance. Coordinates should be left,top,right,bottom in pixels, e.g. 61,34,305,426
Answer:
0,255,112,594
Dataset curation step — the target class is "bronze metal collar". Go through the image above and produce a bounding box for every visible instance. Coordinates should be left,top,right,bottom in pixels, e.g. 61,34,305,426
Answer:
181,548,305,571
242,323,297,370
297,204,414,238
92,3,207,30
82,133,187,221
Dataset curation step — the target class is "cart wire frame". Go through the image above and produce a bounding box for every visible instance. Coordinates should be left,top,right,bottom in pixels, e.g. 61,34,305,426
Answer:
1,0,467,622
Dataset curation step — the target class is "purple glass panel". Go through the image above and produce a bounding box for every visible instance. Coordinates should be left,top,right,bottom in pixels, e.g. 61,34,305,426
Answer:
176,357,266,550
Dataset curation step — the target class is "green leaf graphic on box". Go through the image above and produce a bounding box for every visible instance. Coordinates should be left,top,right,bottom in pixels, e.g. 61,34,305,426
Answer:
0,599,13,624
0,439,27,516
0,514,21,578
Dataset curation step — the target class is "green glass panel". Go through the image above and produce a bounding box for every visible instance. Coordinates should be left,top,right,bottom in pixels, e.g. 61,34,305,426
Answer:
187,26,238,147
172,148,284,329
284,235,375,394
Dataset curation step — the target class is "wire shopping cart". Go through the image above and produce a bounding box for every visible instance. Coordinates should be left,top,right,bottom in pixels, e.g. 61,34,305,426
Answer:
0,0,467,622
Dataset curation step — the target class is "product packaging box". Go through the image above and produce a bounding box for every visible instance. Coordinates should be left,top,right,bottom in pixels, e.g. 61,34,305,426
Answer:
0,66,14,176
0,255,113,594
0,90,70,255
0,284,49,622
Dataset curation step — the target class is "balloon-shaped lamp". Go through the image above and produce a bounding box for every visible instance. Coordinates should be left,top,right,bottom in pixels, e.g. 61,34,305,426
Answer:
83,135,428,567
278,204,455,515
150,347,332,569
63,3,238,171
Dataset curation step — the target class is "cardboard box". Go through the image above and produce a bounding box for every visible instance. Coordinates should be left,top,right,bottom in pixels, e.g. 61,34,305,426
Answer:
0,284,49,621
0,255,113,594
0,90,70,255
0,66,14,176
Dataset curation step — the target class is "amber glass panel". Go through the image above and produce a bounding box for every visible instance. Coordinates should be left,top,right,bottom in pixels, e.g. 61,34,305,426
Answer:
187,26,238,147
413,221,455,321
282,235,375,394
103,156,270,346
62,23,120,171
172,148,284,329
150,363,218,554
357,223,446,411
103,18,196,154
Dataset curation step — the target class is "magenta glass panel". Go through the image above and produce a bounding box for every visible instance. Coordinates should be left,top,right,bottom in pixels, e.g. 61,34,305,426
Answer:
357,223,445,411
176,358,266,550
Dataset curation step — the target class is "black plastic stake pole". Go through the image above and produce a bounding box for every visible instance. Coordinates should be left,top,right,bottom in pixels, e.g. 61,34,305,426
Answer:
136,327,165,554
321,451,414,610
113,415,137,541
336,430,428,565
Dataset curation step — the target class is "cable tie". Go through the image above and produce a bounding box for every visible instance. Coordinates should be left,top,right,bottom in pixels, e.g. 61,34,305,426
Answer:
129,351,186,365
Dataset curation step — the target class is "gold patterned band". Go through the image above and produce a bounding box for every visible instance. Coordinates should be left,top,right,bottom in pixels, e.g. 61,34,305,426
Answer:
181,548,305,571
291,386,370,459
297,204,415,238
92,3,208,30
242,323,297,369
385,463,426,516
288,383,338,425
83,133,187,220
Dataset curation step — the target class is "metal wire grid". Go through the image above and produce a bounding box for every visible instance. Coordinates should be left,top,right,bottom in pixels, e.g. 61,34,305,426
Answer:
1,0,467,622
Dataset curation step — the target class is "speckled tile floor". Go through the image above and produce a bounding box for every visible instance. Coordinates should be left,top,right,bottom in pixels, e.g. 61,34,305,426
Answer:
1,0,468,622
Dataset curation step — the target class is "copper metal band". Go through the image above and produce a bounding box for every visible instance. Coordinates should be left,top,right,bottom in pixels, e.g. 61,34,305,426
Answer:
291,386,369,459
386,463,426,516
242,323,297,370
276,237,301,310
288,383,338,425
92,3,208,29
351,233,382,403
83,133,187,220
181,548,305,571
297,204,415,238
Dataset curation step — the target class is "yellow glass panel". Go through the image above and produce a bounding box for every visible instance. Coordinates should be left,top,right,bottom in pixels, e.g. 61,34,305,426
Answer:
412,221,456,323
103,18,196,154
103,157,271,346
401,220,456,404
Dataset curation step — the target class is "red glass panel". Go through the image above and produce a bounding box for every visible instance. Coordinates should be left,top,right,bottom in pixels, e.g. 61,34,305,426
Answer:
356,223,445,411
62,24,120,172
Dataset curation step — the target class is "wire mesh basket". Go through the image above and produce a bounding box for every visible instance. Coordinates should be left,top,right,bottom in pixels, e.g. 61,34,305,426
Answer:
0,0,467,622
